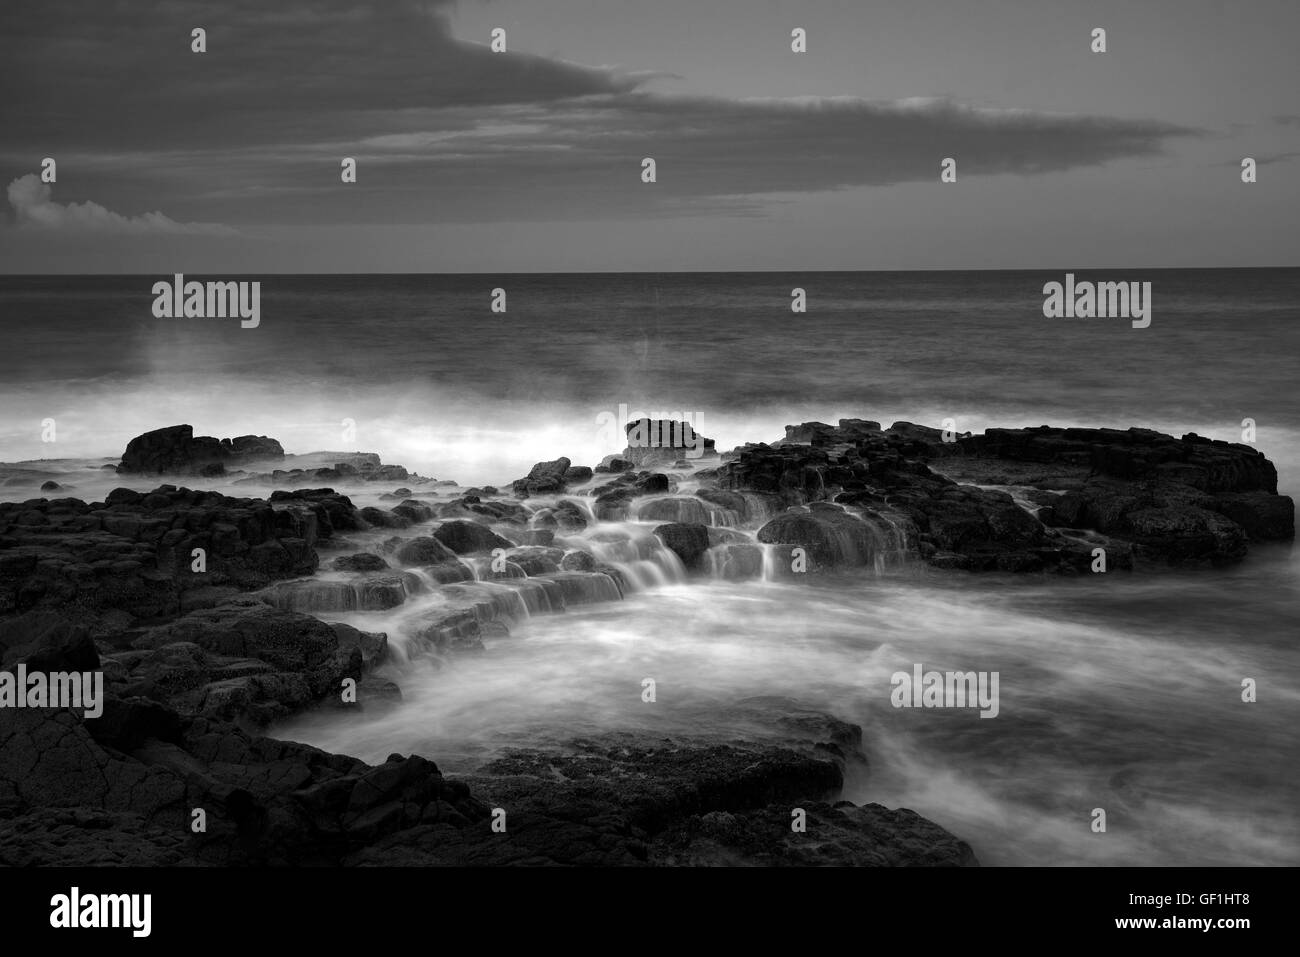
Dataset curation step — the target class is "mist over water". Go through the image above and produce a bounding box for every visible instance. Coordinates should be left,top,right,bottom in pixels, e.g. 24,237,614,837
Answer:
4,270,1300,489
278,557,1300,866
4,270,1298,865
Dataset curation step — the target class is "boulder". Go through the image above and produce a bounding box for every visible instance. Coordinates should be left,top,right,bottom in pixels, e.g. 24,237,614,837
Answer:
118,425,284,475
653,523,711,570
432,521,513,555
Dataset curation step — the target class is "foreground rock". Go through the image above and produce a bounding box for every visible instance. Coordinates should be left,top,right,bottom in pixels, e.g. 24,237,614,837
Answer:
0,619,975,867
0,486,357,630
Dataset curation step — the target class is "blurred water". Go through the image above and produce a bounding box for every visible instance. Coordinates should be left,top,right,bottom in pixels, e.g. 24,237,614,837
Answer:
2,270,1298,492
3,270,1297,865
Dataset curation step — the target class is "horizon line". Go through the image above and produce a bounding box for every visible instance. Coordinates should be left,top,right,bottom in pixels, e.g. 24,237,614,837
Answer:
2,264,1298,278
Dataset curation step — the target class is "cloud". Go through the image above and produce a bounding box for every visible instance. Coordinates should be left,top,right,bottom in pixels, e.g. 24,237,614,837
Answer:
0,0,1197,229
5,175,235,235
0,0,642,153
137,93,1191,225
1254,151,1300,166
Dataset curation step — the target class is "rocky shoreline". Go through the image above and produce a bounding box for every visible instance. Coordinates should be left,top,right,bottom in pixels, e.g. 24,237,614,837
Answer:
0,419,1291,866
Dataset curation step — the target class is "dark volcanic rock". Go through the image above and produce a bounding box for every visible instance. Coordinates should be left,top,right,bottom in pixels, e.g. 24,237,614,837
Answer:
0,486,351,628
392,536,459,567
756,505,895,569
342,713,974,867
329,623,388,670
358,506,410,529
330,552,390,572
595,455,634,474
622,419,717,468
652,801,978,866
591,471,673,520
959,426,1280,493
560,550,597,572
511,458,571,497
129,601,348,722
390,500,434,524
0,703,491,865
432,520,513,555
0,609,99,671
563,465,594,484
118,424,284,475
433,496,529,525
717,444,832,506
653,523,711,570
712,419,1292,571
506,546,565,576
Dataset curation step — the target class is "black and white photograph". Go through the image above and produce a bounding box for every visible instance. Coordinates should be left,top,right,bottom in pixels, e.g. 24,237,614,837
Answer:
0,0,1294,937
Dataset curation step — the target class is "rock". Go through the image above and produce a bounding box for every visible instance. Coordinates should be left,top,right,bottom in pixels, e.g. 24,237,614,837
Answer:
392,536,459,566
330,553,390,573
359,506,411,529
511,458,572,497
390,500,434,524
267,488,363,534
652,801,977,866
959,427,1280,493
118,425,284,475
653,523,711,570
709,419,1292,571
696,489,751,518
329,623,388,670
592,472,673,520
0,487,335,629
596,455,634,473
563,466,594,484
340,705,960,867
552,500,589,531
506,546,564,576
0,610,99,671
752,504,902,570
129,602,346,723
621,419,717,467
433,497,529,525
432,521,513,555
716,444,831,506
560,550,597,572
1213,490,1295,541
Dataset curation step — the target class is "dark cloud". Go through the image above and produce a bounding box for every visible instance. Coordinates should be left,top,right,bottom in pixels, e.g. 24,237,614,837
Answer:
1254,151,1300,166
1213,151,1300,167
66,93,1191,225
0,1,1196,229
0,0,640,152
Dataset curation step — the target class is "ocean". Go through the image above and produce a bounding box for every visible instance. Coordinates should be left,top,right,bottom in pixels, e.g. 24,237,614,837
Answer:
3,269,1298,865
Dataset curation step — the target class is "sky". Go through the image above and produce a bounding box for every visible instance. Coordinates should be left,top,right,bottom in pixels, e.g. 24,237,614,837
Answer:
0,0,1297,272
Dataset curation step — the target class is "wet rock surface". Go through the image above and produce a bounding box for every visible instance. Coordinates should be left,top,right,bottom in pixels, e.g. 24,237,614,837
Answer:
6,416,1289,866
720,420,1292,572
